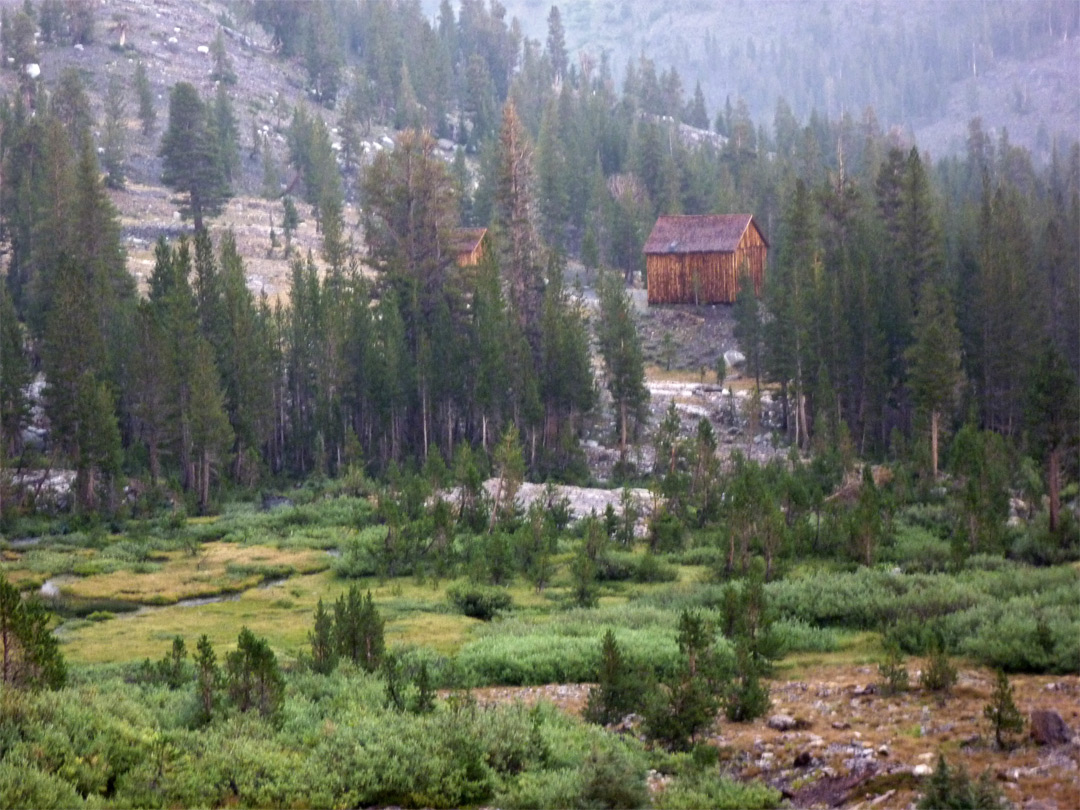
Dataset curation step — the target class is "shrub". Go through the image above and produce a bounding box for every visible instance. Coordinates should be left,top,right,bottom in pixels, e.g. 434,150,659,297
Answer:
772,618,838,653
920,636,957,695
917,754,1004,810
595,552,636,582
447,584,514,621
877,636,909,696
579,744,650,809
0,761,88,809
634,552,679,583
497,769,582,809
653,771,782,810
885,522,952,572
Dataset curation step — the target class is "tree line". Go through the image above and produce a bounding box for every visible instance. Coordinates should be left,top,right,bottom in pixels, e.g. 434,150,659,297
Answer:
0,0,1076,526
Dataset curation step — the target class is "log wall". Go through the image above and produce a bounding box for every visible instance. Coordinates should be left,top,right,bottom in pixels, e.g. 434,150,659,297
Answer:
646,240,766,304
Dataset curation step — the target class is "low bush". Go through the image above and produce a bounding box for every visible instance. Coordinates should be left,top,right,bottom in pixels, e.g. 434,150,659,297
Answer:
653,771,782,810
634,552,679,583
772,618,839,653
883,522,952,573
764,563,1078,672
447,584,514,621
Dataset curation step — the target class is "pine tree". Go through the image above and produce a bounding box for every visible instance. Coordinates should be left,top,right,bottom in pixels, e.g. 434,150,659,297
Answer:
984,669,1024,749
309,597,337,675
211,84,240,185
850,466,883,567
133,61,156,136
145,238,233,505
1025,344,1079,534
494,100,544,338
975,184,1039,435
101,74,127,189
334,585,384,672
160,82,231,231
545,6,568,80
536,97,569,251
489,422,525,531
733,268,765,391
905,282,964,478
538,258,595,471
950,423,1009,555
584,630,636,725
0,285,30,462
597,271,648,467
225,627,284,717
765,177,818,448
210,28,236,85
194,634,218,721
684,81,709,129
41,255,120,512
0,573,66,690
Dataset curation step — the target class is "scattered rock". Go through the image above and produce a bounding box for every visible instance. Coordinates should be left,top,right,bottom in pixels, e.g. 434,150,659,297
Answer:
853,684,877,696
767,714,798,731
262,494,295,511
1023,801,1058,810
793,750,813,768
832,721,852,730
723,349,745,367
877,744,889,757
1030,710,1071,746
913,764,933,777
40,579,61,599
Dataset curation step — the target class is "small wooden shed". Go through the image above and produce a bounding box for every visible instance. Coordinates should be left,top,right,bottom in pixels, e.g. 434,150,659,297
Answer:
644,214,768,305
450,227,488,267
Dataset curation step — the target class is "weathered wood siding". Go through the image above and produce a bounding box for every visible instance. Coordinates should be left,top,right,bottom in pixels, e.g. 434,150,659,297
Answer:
456,243,484,267
646,224,767,305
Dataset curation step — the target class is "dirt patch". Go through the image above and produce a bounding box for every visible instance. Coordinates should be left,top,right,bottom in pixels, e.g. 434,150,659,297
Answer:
459,666,1080,810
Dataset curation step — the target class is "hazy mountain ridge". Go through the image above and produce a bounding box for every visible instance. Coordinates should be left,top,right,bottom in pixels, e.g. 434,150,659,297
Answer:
483,0,1080,160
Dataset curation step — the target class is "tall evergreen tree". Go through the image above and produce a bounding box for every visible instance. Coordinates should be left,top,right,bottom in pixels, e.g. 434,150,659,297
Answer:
494,100,543,339
597,271,648,465
905,282,964,478
0,285,30,462
101,74,127,189
975,184,1039,435
766,178,818,448
1025,344,1079,534
41,255,121,512
160,82,232,231
133,60,156,136
545,6,568,81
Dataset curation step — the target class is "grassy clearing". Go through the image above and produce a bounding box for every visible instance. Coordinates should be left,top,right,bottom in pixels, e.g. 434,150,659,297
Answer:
60,543,331,604
59,571,340,663
773,630,881,678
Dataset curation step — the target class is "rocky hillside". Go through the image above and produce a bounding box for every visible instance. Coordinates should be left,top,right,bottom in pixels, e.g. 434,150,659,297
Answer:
0,0,399,299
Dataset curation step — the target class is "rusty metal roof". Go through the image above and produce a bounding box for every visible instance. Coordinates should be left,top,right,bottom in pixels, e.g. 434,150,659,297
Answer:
449,227,487,255
643,214,766,254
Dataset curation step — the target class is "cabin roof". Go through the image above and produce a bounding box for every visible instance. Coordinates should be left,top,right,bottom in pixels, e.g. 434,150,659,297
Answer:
643,214,766,254
450,227,487,255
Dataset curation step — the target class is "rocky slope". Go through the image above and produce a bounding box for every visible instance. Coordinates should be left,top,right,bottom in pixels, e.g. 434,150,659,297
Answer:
466,666,1080,810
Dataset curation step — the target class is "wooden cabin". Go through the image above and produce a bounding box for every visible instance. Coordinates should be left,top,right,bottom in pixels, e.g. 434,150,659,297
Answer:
450,227,488,267
644,214,768,305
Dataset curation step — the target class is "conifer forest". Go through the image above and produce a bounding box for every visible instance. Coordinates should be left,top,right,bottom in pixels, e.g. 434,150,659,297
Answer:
0,2,1077,809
